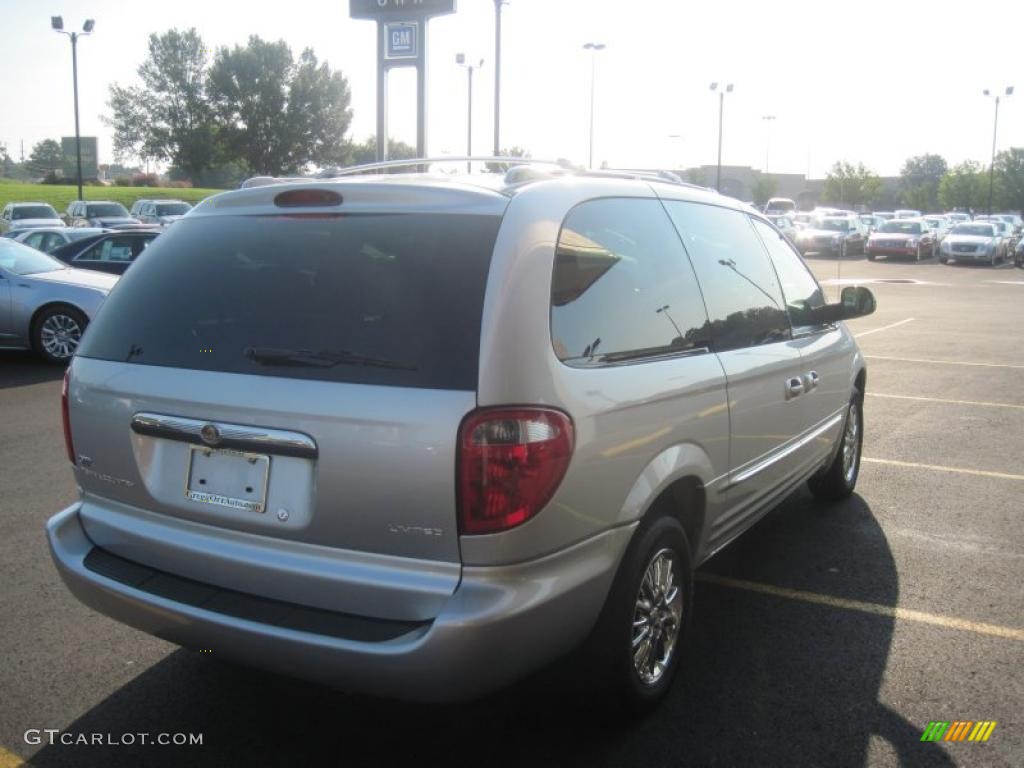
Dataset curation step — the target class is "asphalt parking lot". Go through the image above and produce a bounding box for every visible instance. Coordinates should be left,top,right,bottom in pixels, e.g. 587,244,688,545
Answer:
0,254,1021,768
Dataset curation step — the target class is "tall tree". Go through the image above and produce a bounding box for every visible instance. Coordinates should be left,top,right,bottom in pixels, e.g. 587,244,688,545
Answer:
938,161,987,211
823,161,881,207
28,139,63,175
208,37,352,175
899,154,947,211
993,147,1024,212
106,28,216,178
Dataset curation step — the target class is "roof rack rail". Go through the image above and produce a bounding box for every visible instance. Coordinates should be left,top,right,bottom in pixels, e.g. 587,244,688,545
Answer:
239,157,714,192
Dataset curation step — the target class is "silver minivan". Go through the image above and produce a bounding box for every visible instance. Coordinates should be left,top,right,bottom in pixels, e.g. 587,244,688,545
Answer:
48,167,875,708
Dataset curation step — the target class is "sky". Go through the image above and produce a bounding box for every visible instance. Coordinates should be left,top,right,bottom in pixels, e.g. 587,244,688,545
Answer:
1,0,1022,178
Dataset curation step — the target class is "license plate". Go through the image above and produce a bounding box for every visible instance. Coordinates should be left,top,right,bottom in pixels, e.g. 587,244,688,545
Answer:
185,446,270,513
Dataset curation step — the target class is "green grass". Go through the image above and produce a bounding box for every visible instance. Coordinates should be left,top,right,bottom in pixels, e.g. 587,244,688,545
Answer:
0,182,226,212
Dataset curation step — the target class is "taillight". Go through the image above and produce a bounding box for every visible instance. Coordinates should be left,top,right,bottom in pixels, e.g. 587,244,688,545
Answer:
62,369,75,465
457,408,574,535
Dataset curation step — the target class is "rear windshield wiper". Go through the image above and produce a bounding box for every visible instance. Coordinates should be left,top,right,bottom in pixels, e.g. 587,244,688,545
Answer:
244,347,417,371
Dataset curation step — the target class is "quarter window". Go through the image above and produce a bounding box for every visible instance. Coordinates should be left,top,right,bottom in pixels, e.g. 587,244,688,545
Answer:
663,201,790,352
551,198,710,366
750,218,826,329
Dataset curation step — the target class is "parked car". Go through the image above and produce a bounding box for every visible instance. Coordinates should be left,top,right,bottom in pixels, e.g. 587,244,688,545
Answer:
128,199,154,217
767,214,798,242
49,230,159,275
894,209,922,219
939,222,1009,265
0,202,64,234
974,217,1017,250
944,212,971,225
11,227,108,253
866,219,937,261
873,211,896,221
135,199,192,227
795,215,866,256
859,214,885,234
1015,235,1024,267
993,213,1023,236
922,215,952,244
0,237,117,363
47,172,876,708
65,201,141,229
793,211,815,229
764,197,797,216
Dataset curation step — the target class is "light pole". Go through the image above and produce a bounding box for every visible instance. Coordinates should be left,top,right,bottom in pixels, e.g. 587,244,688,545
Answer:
983,86,1014,215
456,54,484,173
762,115,776,173
710,82,734,193
493,0,506,157
51,16,94,203
583,42,606,169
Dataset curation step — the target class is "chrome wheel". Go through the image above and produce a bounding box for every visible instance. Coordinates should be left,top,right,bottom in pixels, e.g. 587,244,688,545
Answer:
842,402,861,485
631,548,683,686
40,313,82,360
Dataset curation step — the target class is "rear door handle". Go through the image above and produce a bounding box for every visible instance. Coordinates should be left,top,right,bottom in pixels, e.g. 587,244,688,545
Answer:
785,377,805,399
805,370,820,391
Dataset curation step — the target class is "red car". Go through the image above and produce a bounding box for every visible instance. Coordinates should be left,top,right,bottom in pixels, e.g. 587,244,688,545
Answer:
865,219,937,261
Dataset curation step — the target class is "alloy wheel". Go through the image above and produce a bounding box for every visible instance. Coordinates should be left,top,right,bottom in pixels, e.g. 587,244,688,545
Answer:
40,313,82,360
631,548,683,686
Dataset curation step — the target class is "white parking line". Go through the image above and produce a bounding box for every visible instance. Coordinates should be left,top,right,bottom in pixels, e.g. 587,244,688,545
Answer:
854,318,915,338
864,355,1024,370
697,573,1024,641
866,393,1024,410
862,457,1024,482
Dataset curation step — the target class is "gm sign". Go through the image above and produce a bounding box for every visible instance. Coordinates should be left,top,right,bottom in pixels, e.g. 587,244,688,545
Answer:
385,22,417,59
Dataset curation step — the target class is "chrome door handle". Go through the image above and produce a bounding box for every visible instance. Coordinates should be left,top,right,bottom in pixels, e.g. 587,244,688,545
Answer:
785,377,805,399
805,370,820,391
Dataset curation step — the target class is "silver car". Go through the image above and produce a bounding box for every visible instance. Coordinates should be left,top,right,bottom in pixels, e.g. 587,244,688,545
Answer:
48,167,875,707
940,222,1008,265
0,202,65,234
9,227,108,253
0,238,117,363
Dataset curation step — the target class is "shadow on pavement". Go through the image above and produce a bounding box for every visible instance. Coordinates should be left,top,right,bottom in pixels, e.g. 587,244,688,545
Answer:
30,490,955,768
0,351,63,389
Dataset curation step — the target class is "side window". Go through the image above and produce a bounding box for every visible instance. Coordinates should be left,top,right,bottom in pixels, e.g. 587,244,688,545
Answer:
44,233,66,253
551,198,710,366
77,238,133,263
23,232,45,249
662,201,790,353
751,218,826,329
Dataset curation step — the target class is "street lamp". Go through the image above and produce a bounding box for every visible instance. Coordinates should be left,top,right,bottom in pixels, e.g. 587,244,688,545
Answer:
710,82,734,193
762,115,776,173
983,86,1014,215
456,53,484,174
493,1,507,157
51,16,94,203
583,42,606,169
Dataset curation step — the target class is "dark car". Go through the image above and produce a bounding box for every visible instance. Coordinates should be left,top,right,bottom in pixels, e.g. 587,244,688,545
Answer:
65,201,142,229
865,219,937,261
49,230,159,275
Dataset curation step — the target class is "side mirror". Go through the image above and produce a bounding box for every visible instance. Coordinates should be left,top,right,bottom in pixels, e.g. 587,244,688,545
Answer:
838,285,876,319
814,286,877,323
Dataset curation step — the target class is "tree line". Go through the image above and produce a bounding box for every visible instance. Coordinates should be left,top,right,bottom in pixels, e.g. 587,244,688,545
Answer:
818,151,1024,212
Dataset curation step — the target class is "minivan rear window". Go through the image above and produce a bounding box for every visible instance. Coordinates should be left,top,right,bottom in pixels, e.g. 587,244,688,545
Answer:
78,213,502,390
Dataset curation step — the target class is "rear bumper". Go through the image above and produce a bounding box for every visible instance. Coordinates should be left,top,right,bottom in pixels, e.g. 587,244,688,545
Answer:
47,503,634,701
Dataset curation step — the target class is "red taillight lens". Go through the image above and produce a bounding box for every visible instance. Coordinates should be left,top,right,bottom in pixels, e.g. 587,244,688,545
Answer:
457,408,574,535
61,369,75,465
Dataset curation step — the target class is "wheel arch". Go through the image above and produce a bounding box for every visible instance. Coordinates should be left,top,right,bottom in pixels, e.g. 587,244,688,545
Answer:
28,301,90,350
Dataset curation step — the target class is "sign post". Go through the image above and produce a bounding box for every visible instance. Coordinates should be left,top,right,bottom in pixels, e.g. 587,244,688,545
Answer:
350,0,457,162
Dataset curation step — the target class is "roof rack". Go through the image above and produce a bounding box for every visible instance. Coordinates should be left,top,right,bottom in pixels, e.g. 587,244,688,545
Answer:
239,157,714,192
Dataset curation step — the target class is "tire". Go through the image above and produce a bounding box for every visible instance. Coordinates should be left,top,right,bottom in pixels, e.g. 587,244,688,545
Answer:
808,391,864,502
585,515,693,712
931,242,937,258
939,256,947,264
866,252,876,261
915,245,923,261
31,305,87,365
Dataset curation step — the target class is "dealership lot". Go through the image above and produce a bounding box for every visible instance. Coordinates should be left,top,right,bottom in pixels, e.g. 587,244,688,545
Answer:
0,256,1021,767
